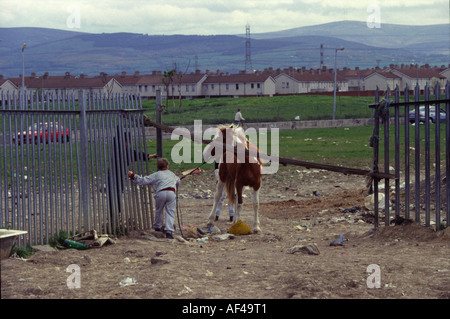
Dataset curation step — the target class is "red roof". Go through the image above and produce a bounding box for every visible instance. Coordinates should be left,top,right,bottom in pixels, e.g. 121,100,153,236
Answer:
8,74,118,89
204,73,273,83
392,67,446,79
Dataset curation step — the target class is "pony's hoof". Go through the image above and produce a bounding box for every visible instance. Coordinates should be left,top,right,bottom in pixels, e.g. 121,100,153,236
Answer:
253,228,262,234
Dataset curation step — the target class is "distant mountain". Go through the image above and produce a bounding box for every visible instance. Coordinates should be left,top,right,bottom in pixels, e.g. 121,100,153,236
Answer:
0,21,448,78
251,21,450,48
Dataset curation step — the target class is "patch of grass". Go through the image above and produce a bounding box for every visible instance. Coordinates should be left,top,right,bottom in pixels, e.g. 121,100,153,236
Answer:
10,244,34,259
48,230,70,248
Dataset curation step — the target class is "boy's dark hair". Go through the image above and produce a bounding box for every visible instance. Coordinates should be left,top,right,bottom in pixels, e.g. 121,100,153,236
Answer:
157,158,169,170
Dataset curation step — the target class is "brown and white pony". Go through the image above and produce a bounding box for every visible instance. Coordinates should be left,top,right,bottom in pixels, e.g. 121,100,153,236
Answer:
203,124,263,233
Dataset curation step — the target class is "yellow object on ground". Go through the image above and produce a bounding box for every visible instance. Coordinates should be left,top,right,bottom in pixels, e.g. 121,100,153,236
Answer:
228,220,253,235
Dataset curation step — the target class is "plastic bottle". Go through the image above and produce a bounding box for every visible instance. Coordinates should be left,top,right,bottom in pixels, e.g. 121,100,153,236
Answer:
64,239,89,250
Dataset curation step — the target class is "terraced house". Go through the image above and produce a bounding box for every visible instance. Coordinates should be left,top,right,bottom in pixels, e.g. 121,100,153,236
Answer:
274,66,348,94
202,71,276,97
3,72,122,100
1,64,449,101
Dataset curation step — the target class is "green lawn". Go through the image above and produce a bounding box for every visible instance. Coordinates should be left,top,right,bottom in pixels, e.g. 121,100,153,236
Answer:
143,123,447,175
142,94,375,125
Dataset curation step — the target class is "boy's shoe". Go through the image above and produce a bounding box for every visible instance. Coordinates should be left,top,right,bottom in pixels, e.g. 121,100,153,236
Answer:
166,232,174,239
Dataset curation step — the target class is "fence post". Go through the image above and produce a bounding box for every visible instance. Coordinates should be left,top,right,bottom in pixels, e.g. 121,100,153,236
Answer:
446,81,450,228
434,82,441,231
78,90,90,231
373,86,380,227
156,89,163,158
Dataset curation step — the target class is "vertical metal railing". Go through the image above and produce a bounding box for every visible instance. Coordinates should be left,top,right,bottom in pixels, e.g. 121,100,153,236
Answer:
371,82,450,230
1,90,154,247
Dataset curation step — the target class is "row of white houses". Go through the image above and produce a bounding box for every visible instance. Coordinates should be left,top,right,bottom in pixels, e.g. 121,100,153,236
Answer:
1,64,449,100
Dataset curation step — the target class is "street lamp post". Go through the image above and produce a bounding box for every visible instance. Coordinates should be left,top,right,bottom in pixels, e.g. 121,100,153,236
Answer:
21,43,26,110
333,47,344,120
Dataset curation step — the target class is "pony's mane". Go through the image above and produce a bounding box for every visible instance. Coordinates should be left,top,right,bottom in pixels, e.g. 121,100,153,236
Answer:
217,124,246,141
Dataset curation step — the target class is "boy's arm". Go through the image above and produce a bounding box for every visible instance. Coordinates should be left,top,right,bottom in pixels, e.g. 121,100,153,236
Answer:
128,171,154,186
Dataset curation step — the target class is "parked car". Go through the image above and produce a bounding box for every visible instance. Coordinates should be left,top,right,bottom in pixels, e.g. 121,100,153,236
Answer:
14,122,70,145
408,105,446,124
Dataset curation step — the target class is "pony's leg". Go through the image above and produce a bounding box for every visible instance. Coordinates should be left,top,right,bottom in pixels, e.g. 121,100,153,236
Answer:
234,185,243,223
207,180,225,226
252,188,261,233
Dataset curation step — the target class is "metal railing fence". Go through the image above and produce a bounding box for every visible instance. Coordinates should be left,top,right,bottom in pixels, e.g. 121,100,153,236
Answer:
370,82,450,230
1,90,153,247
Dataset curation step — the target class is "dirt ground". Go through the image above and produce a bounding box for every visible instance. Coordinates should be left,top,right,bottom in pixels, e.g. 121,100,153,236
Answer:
1,167,449,303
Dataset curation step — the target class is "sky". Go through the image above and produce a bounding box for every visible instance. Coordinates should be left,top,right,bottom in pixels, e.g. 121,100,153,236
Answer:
0,0,449,35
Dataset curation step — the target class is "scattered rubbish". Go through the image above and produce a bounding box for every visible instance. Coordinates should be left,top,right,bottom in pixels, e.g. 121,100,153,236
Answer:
364,193,385,211
205,270,213,277
182,225,203,239
330,234,345,246
390,216,414,225
197,228,206,235
66,230,115,249
119,277,137,287
63,239,89,250
178,285,193,296
196,237,209,244
123,257,131,264
342,206,361,214
207,225,221,235
293,225,310,232
288,243,320,255
211,234,235,241
155,251,167,257
228,220,252,236
151,257,169,265
313,191,321,197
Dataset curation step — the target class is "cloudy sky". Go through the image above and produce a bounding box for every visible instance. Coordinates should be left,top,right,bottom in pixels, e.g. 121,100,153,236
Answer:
0,0,449,35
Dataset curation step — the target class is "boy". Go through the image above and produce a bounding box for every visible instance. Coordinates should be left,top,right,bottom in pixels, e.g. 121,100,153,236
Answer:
234,109,245,126
128,158,180,239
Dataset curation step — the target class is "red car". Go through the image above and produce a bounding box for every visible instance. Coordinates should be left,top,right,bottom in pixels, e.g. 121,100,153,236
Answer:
14,122,70,145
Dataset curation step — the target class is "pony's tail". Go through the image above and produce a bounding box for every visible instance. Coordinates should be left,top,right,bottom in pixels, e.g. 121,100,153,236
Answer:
225,176,235,205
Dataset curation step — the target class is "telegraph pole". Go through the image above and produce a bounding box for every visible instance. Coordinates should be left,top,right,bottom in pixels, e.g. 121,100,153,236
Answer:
245,24,253,73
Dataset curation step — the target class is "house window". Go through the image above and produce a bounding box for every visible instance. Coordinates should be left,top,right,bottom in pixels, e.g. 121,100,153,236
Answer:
226,84,229,90
286,82,289,88
186,85,189,92
205,84,208,90
257,83,260,89
211,84,215,90
236,84,239,90
251,83,254,89
192,84,195,91
152,85,156,92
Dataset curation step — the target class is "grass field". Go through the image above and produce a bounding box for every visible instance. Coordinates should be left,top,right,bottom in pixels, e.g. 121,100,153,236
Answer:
142,92,446,126
143,123,447,174
142,94,376,125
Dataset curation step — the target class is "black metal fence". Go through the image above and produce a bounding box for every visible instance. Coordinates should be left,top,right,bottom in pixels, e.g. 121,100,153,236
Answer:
370,82,450,230
1,90,154,246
